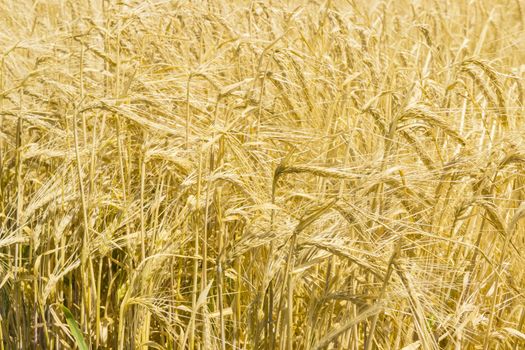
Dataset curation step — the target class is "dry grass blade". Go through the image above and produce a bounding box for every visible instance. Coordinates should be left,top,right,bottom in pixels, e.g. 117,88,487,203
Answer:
312,304,382,350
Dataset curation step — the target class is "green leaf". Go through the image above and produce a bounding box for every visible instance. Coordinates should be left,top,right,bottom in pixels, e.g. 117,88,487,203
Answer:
61,305,89,350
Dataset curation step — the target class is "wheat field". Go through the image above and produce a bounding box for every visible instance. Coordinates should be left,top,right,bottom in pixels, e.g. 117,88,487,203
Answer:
0,0,524,349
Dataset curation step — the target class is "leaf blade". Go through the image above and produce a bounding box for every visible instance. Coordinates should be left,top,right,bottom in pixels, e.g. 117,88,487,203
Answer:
61,305,89,350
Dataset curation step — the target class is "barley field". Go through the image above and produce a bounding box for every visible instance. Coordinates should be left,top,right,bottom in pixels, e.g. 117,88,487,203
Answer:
0,0,524,349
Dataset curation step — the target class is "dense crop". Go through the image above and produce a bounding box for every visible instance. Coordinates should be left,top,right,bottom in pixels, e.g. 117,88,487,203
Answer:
0,0,524,349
